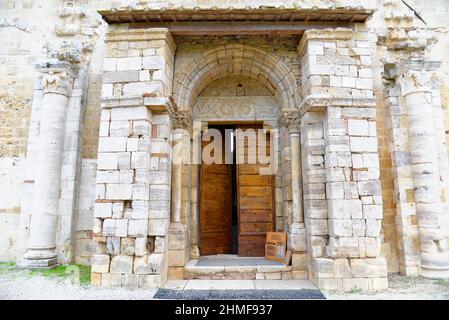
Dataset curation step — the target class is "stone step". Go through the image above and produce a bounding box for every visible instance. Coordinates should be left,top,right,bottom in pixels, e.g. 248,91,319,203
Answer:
183,259,293,280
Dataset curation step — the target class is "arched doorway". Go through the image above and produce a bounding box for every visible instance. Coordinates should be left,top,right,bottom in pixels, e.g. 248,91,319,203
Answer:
169,41,305,280
194,76,279,257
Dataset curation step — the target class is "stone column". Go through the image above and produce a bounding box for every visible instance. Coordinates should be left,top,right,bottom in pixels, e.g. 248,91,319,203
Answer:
167,110,192,277
170,130,183,225
398,60,449,278
169,111,192,225
189,120,203,258
18,61,74,268
281,110,307,252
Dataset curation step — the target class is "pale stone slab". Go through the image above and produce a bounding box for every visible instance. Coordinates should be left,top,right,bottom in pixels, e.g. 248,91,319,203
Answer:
184,280,255,290
254,280,317,290
162,280,188,290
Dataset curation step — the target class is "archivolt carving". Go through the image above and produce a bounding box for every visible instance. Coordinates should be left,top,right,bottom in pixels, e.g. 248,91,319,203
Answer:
174,44,300,112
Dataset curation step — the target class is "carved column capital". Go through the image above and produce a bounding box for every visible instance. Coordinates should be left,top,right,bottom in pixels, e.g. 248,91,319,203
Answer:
172,110,193,132
281,109,301,134
399,69,432,96
36,60,75,96
395,59,441,96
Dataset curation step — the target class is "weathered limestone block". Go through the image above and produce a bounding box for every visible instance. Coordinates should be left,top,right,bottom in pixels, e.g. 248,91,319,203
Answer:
121,237,135,256
149,218,169,236
128,219,148,237
110,255,134,274
97,153,119,170
135,237,148,256
122,274,139,289
94,202,112,218
350,258,387,278
91,254,110,273
106,237,120,255
102,219,116,236
138,275,160,289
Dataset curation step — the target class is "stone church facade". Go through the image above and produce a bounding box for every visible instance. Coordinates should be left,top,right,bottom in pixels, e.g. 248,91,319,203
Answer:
1,0,449,291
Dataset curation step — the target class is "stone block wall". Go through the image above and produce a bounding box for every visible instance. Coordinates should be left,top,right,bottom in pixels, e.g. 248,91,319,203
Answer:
90,28,175,288
299,28,388,291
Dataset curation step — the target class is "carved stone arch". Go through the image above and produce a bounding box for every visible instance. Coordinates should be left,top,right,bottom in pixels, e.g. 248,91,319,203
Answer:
173,43,300,112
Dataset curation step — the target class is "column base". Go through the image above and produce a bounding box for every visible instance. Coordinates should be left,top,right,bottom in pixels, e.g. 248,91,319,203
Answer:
169,222,187,233
420,265,449,279
17,257,58,269
190,245,200,259
289,223,307,252
168,223,189,267
17,248,58,268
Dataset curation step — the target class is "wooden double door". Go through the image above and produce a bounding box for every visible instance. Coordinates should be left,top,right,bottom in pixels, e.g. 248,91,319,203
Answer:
199,124,274,257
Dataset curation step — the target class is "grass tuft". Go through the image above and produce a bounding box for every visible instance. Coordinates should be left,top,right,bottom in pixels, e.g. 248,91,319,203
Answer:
433,279,449,287
0,263,91,286
349,287,363,294
29,264,91,285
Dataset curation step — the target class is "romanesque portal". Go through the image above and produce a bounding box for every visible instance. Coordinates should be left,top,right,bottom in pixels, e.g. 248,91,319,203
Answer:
2,1,449,292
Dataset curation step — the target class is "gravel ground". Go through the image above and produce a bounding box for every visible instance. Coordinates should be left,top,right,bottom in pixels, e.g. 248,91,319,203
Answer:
324,273,449,300
0,266,157,300
1,265,448,300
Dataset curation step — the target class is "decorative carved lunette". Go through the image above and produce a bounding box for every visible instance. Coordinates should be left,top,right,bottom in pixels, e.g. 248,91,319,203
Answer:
280,109,301,134
194,96,278,121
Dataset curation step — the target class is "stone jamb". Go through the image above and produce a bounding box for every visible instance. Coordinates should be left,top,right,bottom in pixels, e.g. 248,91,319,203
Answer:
298,27,388,291
91,27,175,288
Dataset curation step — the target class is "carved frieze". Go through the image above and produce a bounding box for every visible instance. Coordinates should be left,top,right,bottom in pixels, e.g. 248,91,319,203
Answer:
194,96,278,121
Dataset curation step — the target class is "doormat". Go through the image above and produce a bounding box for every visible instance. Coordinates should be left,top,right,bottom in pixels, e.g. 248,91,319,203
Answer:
153,289,325,300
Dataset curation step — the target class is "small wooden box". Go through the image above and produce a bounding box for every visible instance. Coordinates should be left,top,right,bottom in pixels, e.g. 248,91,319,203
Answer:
265,232,287,263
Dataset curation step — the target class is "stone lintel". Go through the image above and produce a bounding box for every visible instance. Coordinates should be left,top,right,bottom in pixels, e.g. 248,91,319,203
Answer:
101,95,176,114
299,95,377,117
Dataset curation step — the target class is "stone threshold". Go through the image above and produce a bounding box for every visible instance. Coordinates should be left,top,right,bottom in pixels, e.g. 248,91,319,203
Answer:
184,255,292,280
163,279,317,291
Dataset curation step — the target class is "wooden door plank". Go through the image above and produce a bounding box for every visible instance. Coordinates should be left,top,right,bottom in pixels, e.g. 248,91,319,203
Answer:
199,126,232,255
236,124,275,257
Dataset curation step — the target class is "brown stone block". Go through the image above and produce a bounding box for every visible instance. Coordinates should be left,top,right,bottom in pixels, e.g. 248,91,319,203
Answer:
91,272,102,286
168,266,184,280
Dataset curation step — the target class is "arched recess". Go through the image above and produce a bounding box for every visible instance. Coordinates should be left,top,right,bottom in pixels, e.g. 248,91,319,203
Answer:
173,43,301,112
